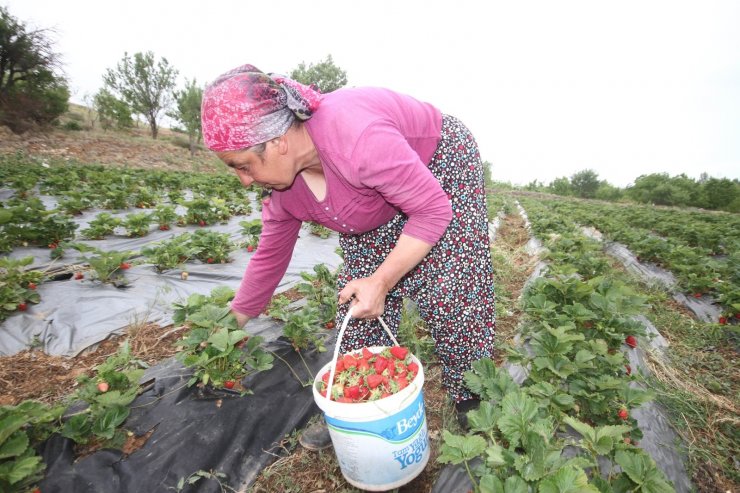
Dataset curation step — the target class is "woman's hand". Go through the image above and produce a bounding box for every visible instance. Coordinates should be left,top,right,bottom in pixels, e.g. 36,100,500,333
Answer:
338,275,390,319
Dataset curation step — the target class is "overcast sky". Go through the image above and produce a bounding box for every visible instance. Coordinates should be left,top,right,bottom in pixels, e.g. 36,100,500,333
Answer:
4,0,739,187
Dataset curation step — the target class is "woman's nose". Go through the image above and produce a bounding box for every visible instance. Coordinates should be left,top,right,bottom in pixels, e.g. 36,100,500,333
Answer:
235,169,254,187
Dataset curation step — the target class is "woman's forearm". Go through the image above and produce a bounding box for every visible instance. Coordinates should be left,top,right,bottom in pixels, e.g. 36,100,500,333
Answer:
232,310,252,328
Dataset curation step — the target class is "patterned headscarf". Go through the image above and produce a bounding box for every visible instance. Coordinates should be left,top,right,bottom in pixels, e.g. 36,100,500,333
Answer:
201,64,322,152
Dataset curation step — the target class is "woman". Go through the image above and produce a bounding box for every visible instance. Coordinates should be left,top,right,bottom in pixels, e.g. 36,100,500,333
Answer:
201,64,495,447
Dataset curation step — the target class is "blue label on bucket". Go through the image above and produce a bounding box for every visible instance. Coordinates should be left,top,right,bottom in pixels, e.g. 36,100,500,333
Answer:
325,392,426,443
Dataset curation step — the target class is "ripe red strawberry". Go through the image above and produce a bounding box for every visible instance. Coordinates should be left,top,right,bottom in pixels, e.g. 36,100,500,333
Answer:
119,262,131,270
246,245,255,253
625,335,637,348
373,356,388,374
390,346,409,360
324,321,335,329
17,302,27,311
32,488,41,493
342,354,358,369
224,380,235,389
74,272,84,280
693,292,702,298
344,385,361,400
159,224,170,231
625,364,632,375
97,381,109,393
357,358,370,372
718,317,727,325
206,258,214,264
48,243,58,249
393,376,409,391
407,362,419,376
362,347,374,360
28,282,37,290
198,220,206,226
618,408,629,420
366,374,384,389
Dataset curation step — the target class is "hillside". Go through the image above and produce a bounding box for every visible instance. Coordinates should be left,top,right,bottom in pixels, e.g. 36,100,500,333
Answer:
0,104,225,173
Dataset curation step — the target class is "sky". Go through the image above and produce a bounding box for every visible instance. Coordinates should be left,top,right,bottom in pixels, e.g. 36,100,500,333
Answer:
4,0,739,187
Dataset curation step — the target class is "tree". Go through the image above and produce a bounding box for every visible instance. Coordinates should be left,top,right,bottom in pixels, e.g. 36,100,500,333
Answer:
570,169,600,198
0,6,69,132
549,177,572,196
169,79,202,156
103,51,178,139
94,88,133,130
289,54,347,93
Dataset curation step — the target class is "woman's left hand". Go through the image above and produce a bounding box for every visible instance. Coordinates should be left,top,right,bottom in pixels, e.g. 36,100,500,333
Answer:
338,275,389,319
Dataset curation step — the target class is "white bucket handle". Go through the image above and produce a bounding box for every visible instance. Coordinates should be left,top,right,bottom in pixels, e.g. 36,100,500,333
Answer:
323,306,400,404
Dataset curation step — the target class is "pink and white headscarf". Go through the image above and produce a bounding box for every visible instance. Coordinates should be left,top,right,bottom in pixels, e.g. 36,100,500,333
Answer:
201,64,323,152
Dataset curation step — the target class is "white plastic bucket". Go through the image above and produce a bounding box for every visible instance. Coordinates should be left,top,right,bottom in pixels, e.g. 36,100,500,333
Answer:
312,308,430,491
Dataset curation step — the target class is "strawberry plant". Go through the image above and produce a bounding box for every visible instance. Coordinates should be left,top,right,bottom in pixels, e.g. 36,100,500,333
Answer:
0,400,64,493
182,197,231,226
131,186,160,208
280,305,327,353
308,222,331,239
0,256,44,321
121,212,152,237
142,233,195,272
61,342,147,446
57,190,94,215
71,245,137,284
189,229,234,264
150,204,179,230
80,212,122,240
173,287,273,391
296,263,338,325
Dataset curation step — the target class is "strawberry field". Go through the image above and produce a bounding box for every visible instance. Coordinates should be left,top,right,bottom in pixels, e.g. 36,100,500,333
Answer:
0,151,738,493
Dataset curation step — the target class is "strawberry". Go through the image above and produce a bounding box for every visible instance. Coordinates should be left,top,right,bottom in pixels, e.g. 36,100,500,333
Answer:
625,364,632,375
373,356,388,374
342,354,358,369
119,262,131,270
407,362,419,376
48,243,58,249
718,317,727,325
693,292,702,298
97,381,109,393
74,272,84,280
344,385,361,400
224,380,235,389
246,245,255,253
334,359,345,373
618,408,629,420
322,371,331,384
206,258,214,264
393,376,409,392
17,302,27,311
390,346,409,360
159,224,170,231
27,282,37,290
362,347,374,360
357,358,370,372
358,385,370,400
366,374,384,389
198,220,206,226
324,321,335,329
625,335,637,348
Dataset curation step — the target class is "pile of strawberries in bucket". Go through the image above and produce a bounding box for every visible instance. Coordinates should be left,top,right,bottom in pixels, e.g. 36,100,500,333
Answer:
316,346,419,403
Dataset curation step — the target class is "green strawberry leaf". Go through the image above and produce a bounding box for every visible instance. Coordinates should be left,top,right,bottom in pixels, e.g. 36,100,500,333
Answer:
438,430,487,465
498,392,539,447
539,465,600,493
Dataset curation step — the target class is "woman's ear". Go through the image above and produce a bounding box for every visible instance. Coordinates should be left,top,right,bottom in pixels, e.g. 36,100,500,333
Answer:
276,134,289,155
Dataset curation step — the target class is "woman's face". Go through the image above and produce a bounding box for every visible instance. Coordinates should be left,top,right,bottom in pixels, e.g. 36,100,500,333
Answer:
217,140,296,190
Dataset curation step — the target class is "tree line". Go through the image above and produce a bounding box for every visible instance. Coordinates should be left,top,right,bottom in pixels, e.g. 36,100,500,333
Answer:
513,169,740,213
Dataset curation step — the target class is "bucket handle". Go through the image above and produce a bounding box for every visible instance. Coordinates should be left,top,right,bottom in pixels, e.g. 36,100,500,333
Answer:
322,306,400,404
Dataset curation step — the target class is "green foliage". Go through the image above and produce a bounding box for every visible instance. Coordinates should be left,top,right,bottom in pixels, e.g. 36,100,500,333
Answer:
121,212,152,237
71,244,136,284
0,400,63,492
0,257,43,322
168,78,203,156
189,229,234,264
142,233,194,272
289,54,348,93
103,51,178,139
0,6,69,132
80,212,121,239
570,169,600,199
308,222,331,238
173,287,274,390
61,342,147,445
549,176,572,196
93,88,133,130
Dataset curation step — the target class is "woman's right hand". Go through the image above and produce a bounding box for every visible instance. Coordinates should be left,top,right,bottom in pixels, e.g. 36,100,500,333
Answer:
232,310,251,328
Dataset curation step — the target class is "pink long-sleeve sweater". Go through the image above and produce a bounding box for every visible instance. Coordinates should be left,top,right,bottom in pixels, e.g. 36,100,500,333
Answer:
231,87,452,316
